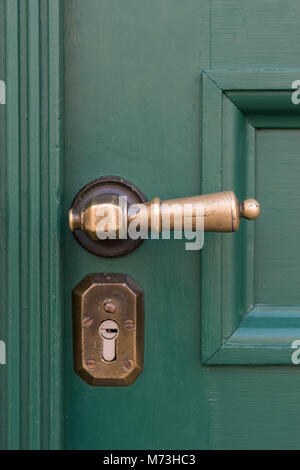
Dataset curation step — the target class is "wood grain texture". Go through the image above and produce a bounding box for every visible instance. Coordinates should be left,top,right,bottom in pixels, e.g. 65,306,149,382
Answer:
208,367,300,449
0,0,63,450
211,0,300,69
206,70,300,90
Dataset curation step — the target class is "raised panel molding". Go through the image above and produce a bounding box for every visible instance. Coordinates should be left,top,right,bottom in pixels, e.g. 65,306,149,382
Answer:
0,0,63,449
201,70,300,365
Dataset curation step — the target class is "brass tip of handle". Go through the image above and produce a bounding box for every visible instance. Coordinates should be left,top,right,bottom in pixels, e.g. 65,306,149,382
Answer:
241,198,260,221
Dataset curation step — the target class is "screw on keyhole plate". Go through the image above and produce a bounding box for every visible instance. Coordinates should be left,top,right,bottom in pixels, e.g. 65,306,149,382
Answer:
124,319,135,330
103,300,117,314
86,359,96,370
82,315,93,328
123,358,135,370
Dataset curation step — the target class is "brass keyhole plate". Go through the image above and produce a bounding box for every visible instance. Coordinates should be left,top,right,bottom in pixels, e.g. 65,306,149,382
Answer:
72,273,144,386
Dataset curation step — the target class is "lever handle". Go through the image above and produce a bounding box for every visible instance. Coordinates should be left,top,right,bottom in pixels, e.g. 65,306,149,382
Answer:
69,191,260,236
68,177,260,257
129,191,260,234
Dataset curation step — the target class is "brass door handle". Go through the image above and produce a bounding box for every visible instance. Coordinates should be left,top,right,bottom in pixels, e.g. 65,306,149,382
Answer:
68,176,260,257
129,191,260,233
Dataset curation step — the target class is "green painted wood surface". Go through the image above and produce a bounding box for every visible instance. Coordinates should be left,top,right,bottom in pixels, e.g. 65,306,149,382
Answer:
2,0,300,450
63,0,210,450
0,0,6,449
5,0,21,449
0,0,63,450
210,0,300,69
63,0,300,449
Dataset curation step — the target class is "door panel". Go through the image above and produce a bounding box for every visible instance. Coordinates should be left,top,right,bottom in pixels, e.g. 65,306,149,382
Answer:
255,129,300,304
202,72,300,365
62,0,300,450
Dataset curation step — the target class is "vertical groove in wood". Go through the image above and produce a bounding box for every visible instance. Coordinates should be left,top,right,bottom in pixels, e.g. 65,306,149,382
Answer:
1,0,63,449
40,0,50,449
19,0,29,449
47,0,64,449
244,122,255,313
27,0,42,449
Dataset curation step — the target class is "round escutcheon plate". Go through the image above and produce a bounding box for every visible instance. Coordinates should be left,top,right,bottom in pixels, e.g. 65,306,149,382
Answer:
69,176,147,257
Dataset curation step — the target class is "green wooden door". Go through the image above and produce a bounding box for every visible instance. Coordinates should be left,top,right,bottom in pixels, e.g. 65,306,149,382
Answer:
2,0,300,450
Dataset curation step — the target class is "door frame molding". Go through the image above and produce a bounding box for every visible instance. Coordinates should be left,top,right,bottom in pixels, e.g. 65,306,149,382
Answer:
0,0,63,449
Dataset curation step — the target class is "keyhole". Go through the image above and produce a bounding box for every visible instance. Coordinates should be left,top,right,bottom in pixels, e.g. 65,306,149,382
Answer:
99,320,119,362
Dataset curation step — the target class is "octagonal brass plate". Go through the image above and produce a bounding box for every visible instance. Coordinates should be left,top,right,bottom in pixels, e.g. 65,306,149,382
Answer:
72,273,144,386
